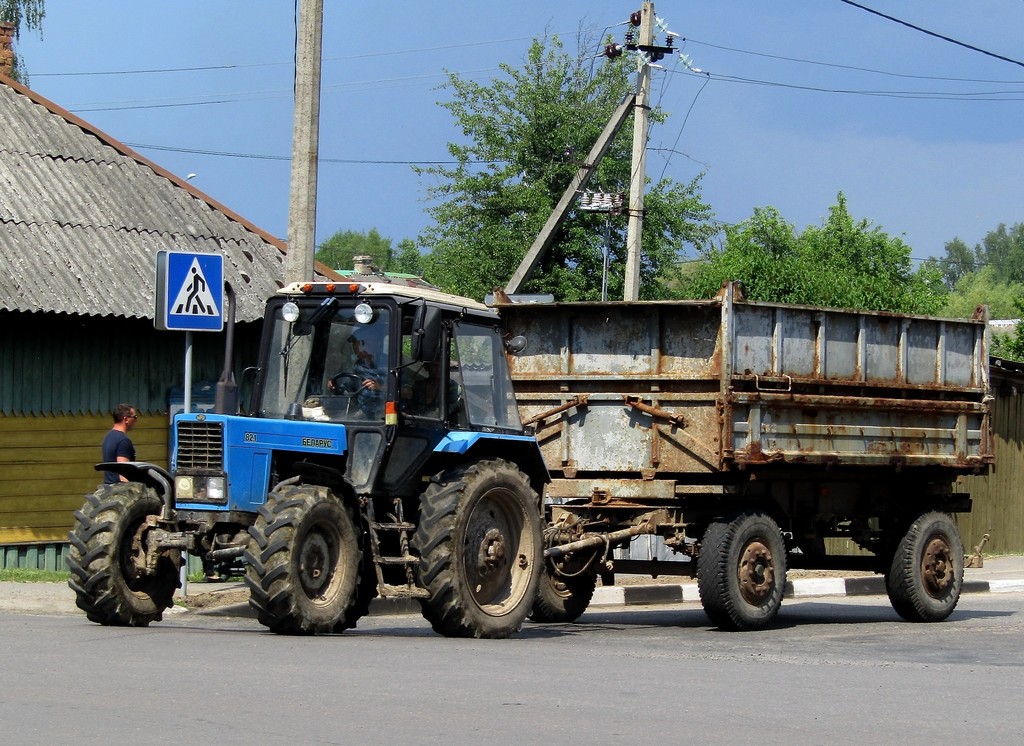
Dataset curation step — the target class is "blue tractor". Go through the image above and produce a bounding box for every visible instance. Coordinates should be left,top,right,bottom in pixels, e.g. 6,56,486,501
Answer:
68,279,548,638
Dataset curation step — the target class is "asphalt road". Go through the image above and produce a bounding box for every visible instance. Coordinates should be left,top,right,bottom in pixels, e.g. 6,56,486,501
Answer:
2,592,1022,745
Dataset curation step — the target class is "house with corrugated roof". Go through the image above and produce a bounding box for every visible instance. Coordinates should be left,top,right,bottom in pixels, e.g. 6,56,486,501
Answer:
0,72,338,567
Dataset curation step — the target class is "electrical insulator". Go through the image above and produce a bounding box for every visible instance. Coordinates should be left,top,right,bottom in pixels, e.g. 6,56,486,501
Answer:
604,43,623,59
629,10,642,26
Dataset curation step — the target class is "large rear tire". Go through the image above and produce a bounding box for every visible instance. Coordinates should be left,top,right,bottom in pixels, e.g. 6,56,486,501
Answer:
412,458,543,638
886,511,964,623
697,513,787,631
67,483,180,627
244,485,362,635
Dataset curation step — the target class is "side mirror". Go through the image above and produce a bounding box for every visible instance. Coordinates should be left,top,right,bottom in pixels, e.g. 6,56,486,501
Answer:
412,304,442,361
239,366,258,415
505,335,528,354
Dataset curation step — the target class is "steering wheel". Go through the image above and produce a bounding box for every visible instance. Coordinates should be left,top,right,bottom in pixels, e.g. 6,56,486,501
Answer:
329,373,363,396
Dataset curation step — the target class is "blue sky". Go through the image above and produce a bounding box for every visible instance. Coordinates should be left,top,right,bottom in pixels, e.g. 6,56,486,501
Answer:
15,1,1024,268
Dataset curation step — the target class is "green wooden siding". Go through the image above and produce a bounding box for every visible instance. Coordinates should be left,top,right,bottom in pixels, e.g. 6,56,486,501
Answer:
0,310,262,546
956,378,1024,555
0,311,259,416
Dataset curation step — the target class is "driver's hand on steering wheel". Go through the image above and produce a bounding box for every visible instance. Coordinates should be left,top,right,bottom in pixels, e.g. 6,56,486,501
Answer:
329,373,379,394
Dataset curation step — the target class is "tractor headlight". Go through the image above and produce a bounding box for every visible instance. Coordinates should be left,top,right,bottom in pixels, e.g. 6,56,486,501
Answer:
175,475,227,504
175,476,194,500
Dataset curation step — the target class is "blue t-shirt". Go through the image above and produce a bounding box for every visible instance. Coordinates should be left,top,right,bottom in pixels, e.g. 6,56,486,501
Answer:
102,429,135,484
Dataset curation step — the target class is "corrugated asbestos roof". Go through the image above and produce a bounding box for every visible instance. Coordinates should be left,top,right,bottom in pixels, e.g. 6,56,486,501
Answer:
0,75,338,323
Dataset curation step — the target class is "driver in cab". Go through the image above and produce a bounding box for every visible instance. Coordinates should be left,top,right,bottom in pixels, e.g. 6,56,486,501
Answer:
327,332,385,418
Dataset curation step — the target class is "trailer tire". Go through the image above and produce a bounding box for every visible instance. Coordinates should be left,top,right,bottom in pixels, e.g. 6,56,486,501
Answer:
244,485,362,635
412,458,543,638
885,511,964,623
67,483,180,627
529,566,597,623
697,513,787,631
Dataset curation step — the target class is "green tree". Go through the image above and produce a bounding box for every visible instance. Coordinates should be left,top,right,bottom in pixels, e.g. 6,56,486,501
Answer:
935,221,1024,320
391,238,424,276
925,237,977,290
940,266,1019,320
315,228,394,273
0,0,44,84
686,193,946,314
417,34,714,301
979,223,1024,283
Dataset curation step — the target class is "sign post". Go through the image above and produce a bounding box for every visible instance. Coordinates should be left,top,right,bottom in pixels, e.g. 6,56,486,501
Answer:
156,250,225,413
154,250,226,595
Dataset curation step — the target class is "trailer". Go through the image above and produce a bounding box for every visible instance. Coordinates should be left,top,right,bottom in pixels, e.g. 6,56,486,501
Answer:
497,283,992,630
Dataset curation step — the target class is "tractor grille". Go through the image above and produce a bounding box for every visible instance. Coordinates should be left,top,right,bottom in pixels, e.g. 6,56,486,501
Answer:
176,421,224,470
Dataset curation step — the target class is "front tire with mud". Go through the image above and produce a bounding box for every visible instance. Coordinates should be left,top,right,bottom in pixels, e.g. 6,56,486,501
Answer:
886,511,964,623
244,485,362,635
67,483,180,627
412,459,543,638
697,512,787,631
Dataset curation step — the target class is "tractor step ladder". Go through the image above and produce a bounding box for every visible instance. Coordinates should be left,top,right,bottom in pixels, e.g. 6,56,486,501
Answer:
362,497,428,599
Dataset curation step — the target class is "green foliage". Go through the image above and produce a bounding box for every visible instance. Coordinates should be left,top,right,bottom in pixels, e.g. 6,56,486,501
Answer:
0,0,43,33
418,34,714,301
940,266,1019,320
991,291,1024,360
390,238,425,276
0,0,45,84
926,237,977,290
685,194,945,314
315,228,396,273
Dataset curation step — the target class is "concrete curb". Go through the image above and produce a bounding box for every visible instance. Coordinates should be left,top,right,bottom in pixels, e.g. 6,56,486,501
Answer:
587,575,1024,609
3,564,1022,618
193,575,1024,619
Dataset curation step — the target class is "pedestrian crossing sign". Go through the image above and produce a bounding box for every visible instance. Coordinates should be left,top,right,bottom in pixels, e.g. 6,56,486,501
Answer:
155,250,225,332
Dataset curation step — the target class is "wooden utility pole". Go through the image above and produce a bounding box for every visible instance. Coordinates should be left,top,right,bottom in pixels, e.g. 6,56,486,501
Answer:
623,1,655,301
284,0,324,284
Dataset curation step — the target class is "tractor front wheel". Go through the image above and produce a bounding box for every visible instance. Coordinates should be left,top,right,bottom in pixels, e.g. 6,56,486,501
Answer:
245,485,362,634
67,483,180,627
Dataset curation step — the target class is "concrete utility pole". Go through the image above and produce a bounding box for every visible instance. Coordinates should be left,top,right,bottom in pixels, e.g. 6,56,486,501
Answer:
505,94,635,295
284,0,324,284
623,1,655,301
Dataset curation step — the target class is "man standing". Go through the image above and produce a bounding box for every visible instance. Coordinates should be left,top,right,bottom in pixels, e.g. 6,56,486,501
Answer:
102,403,138,484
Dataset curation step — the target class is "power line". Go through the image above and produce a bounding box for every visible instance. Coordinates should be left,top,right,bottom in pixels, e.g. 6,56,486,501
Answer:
838,0,1024,69
685,38,1024,85
124,141,493,166
28,35,552,78
672,68,1024,102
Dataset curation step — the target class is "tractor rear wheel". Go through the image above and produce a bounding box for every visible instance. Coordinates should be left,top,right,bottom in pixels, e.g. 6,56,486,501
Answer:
413,459,542,638
67,483,180,627
245,485,362,634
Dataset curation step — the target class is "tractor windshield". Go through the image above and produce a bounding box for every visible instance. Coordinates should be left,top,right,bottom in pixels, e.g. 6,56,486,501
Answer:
258,302,391,422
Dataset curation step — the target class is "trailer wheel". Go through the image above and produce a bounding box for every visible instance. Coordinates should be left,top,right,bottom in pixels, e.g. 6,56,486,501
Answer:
529,565,597,623
67,483,180,627
412,458,543,638
885,511,964,623
244,485,362,635
697,513,787,631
